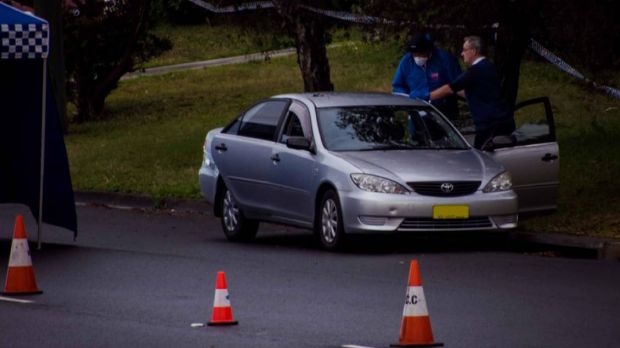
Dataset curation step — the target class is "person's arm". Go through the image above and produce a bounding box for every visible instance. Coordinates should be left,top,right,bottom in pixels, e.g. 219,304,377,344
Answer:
392,57,430,100
430,84,454,101
391,57,410,96
432,66,472,101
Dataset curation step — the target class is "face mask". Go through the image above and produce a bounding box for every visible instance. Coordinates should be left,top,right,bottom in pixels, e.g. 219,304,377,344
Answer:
414,56,428,67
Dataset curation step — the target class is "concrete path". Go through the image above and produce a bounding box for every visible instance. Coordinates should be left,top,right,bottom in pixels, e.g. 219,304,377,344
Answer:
122,47,296,80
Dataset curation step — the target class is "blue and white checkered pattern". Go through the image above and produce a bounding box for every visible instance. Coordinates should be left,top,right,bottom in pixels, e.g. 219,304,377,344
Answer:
1,23,49,59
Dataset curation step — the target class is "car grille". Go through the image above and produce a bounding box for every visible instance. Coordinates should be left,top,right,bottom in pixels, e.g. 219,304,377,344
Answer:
407,181,481,196
398,217,493,230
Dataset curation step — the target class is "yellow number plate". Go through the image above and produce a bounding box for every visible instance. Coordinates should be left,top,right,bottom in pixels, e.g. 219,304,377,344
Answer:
433,205,469,219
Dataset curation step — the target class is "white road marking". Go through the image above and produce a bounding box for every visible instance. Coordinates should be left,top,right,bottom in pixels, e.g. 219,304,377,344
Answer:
0,296,34,304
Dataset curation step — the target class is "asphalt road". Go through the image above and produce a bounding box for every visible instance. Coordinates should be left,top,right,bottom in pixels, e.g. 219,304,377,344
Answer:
1,203,619,348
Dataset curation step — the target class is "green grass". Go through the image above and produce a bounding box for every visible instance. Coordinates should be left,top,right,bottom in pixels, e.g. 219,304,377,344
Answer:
515,61,620,238
66,38,620,238
143,23,294,68
143,23,360,68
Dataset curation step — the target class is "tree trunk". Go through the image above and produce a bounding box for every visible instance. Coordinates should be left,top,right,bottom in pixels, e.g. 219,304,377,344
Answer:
92,0,148,105
294,13,333,92
274,1,333,92
71,0,149,123
73,79,105,123
494,0,537,108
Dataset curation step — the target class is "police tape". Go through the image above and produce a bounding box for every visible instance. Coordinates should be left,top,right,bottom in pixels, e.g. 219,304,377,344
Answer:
528,39,584,80
299,5,394,25
185,0,273,13
529,39,620,100
300,5,463,29
186,0,620,100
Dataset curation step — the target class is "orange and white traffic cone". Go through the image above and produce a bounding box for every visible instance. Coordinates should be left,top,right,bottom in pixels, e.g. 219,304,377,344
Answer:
2,215,43,295
207,271,238,326
391,260,442,347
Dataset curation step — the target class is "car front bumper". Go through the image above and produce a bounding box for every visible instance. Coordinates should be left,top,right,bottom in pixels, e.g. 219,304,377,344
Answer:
339,189,518,233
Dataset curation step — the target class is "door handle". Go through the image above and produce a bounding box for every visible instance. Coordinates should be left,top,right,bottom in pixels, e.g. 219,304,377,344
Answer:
215,143,227,152
270,154,280,162
541,153,558,162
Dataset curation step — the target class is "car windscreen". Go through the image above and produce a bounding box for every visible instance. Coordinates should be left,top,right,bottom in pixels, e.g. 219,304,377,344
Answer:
317,105,469,151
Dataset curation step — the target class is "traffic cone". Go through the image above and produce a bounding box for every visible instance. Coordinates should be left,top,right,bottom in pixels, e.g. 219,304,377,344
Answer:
2,215,42,295
207,271,238,326
391,260,442,347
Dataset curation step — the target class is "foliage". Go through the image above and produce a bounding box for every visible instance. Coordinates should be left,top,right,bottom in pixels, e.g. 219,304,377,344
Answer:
151,0,618,99
536,0,620,81
63,0,171,123
360,0,619,80
150,0,207,25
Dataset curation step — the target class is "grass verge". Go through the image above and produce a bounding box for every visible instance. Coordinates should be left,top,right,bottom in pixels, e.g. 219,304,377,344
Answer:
143,23,294,68
67,40,620,238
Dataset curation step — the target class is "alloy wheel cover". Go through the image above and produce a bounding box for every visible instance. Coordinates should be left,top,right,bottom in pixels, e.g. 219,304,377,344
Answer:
321,199,338,243
223,191,239,231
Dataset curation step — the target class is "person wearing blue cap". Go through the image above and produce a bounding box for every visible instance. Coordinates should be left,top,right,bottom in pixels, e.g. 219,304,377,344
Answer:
391,33,462,120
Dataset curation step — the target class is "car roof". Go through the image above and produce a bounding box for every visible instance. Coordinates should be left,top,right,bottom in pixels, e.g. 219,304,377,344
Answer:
272,92,427,108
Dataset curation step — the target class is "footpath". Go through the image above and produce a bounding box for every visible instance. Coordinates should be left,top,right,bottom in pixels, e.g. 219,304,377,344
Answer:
122,47,296,80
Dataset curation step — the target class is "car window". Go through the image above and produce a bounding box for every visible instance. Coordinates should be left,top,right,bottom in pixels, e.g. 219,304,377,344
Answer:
512,97,555,146
279,101,313,144
280,112,305,144
317,105,468,151
234,100,289,141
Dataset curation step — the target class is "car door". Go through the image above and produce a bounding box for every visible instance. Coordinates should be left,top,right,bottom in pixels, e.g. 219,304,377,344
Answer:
267,101,317,224
211,99,290,214
489,97,560,213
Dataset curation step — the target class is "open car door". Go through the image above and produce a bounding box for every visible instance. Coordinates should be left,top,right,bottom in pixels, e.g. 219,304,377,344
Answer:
487,97,560,214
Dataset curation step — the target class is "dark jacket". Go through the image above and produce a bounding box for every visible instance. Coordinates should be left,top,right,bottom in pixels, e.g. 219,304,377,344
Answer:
450,58,512,131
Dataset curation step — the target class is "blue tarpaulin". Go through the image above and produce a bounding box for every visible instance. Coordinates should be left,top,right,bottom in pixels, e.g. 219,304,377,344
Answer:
0,2,77,242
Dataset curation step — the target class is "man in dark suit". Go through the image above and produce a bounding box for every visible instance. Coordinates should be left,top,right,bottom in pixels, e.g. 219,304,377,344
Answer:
430,36,515,149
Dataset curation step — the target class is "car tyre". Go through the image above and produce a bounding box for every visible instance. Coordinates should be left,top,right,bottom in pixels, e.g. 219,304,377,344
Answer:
315,190,346,251
220,186,258,242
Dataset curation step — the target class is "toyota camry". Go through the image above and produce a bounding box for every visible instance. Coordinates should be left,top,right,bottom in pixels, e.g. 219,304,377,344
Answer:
199,93,559,250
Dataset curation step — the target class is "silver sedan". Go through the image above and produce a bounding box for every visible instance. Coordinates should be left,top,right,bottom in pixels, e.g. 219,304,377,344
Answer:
199,93,559,250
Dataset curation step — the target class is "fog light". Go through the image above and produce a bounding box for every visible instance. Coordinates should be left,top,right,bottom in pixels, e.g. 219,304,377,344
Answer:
492,214,518,229
359,216,387,226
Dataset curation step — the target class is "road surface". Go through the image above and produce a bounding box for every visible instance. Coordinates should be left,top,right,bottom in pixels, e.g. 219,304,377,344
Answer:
1,203,619,347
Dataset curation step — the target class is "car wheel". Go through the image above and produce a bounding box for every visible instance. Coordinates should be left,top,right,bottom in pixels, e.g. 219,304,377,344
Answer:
220,187,258,242
315,190,345,251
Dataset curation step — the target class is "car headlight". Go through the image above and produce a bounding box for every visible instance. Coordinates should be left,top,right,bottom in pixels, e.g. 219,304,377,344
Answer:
483,171,512,193
350,174,409,194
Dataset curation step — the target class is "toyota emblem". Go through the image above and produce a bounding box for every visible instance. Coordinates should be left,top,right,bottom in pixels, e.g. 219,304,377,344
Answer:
440,183,454,193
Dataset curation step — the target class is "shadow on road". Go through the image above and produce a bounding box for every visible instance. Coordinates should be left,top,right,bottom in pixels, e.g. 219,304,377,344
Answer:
250,229,597,258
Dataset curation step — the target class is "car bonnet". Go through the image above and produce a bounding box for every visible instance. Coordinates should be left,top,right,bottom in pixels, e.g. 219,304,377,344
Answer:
332,149,505,183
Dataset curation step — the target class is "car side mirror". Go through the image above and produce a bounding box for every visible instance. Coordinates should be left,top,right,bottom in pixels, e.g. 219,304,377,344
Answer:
482,134,516,152
286,136,314,153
